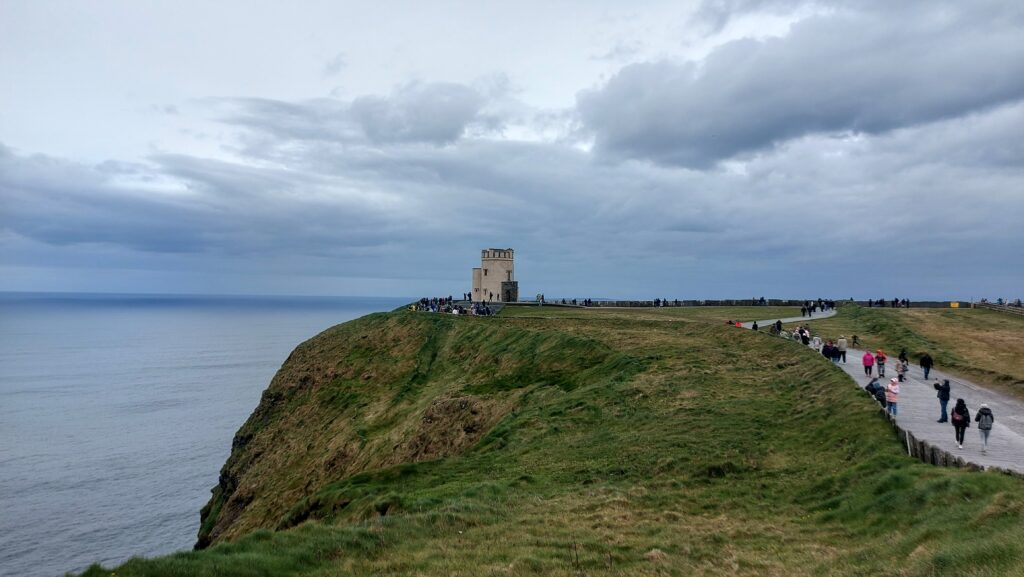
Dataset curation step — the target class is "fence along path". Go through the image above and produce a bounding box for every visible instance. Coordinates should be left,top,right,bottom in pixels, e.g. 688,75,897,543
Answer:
744,311,1024,474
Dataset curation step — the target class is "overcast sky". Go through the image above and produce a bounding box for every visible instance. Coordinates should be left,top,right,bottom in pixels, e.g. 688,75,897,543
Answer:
2,0,1022,299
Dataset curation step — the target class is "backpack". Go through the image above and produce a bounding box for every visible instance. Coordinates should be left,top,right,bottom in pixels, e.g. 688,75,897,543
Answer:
952,411,965,424
873,388,886,405
979,412,994,430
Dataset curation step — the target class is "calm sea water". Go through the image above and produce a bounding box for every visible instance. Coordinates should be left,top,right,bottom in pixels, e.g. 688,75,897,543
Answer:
0,293,410,577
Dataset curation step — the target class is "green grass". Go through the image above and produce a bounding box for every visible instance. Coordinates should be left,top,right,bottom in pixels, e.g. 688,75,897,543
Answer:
501,304,800,323
76,308,1024,576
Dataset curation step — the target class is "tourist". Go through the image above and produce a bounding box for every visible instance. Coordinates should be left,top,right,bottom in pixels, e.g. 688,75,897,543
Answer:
885,377,900,417
836,335,848,363
862,350,875,376
775,319,783,333
951,399,971,449
752,321,759,331
821,340,833,360
864,379,888,409
975,404,995,454
875,349,887,377
934,379,951,423
896,359,907,382
920,352,934,380
898,348,908,365
852,334,860,347
811,334,822,351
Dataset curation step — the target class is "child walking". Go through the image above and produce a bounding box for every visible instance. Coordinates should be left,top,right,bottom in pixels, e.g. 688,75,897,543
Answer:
885,378,900,417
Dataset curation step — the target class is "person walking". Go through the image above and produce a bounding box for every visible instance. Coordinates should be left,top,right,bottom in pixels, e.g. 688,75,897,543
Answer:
885,378,900,417
837,335,848,363
811,334,822,351
920,352,934,380
896,359,907,382
951,398,971,449
862,350,875,376
975,404,995,454
875,349,887,377
933,379,950,422
898,348,908,364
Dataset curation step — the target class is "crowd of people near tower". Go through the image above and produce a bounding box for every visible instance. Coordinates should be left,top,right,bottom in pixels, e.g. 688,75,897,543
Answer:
412,296,495,316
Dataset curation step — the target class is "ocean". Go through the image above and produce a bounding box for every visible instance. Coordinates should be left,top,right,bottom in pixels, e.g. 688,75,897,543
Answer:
0,293,410,577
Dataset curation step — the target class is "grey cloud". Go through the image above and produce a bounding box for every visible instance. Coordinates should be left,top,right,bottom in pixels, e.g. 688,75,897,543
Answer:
4,81,1023,297
323,52,346,77
220,81,492,147
351,82,485,145
0,147,410,258
579,2,1024,167
590,40,642,62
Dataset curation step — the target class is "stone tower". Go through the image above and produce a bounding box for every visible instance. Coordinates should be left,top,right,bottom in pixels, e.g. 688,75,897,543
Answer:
471,248,518,302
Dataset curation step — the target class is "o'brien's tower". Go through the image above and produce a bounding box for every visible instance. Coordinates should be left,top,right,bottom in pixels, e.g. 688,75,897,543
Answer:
471,248,518,302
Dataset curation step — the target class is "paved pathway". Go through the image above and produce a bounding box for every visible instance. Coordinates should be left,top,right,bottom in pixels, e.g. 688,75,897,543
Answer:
740,308,837,329
745,312,1024,474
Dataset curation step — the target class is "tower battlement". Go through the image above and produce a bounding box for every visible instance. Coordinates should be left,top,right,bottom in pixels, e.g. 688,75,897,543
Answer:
481,248,514,260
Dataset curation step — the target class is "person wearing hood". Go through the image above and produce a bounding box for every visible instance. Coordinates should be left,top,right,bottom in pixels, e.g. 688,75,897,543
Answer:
875,349,887,377
951,398,971,449
933,379,951,423
975,404,995,454
885,378,900,417
862,350,875,376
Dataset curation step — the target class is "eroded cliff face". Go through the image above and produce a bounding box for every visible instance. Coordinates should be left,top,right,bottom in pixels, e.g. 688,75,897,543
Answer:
196,311,623,547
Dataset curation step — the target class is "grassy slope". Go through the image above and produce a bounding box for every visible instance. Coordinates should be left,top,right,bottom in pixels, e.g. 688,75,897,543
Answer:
501,305,800,323
788,305,1024,399
78,309,1024,577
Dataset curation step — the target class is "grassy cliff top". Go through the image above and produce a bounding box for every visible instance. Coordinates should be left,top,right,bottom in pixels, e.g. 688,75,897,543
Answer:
78,306,1024,576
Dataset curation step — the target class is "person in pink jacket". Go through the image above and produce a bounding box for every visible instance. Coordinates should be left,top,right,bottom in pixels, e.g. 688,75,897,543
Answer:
862,351,875,376
885,377,900,416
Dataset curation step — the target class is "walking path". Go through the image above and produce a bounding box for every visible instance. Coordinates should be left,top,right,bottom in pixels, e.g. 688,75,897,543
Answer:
745,311,1024,474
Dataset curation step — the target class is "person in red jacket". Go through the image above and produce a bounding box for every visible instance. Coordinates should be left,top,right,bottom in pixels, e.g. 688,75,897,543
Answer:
875,349,887,377
862,350,875,377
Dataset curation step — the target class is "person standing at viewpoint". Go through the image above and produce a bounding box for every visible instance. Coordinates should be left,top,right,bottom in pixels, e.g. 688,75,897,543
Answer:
951,398,971,449
975,404,995,454
920,352,934,380
933,379,951,422
862,350,875,376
